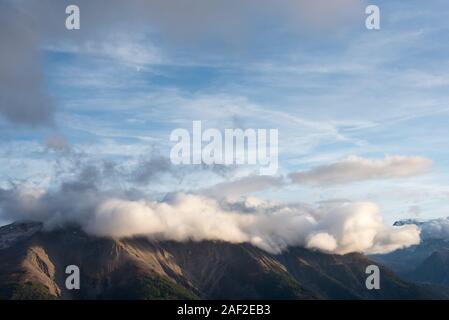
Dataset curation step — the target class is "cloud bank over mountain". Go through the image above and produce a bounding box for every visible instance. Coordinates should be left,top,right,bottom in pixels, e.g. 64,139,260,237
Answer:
0,152,430,255
88,195,420,255
0,183,420,255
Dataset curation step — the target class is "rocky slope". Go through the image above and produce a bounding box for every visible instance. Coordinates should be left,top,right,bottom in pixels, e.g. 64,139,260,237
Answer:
0,222,444,300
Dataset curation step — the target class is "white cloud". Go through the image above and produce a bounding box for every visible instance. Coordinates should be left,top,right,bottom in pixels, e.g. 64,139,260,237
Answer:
414,217,449,240
0,185,420,255
289,155,432,186
83,195,422,255
306,232,338,252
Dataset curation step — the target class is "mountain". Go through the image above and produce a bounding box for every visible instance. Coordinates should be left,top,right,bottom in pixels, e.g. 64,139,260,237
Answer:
410,249,449,285
371,219,449,289
371,238,449,274
0,222,444,300
372,242,449,296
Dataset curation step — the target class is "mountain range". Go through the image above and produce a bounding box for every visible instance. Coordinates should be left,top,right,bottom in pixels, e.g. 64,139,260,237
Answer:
371,220,449,289
0,221,447,300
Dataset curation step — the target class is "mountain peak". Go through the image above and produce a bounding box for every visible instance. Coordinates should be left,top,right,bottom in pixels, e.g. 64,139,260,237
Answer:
0,221,43,250
393,219,425,227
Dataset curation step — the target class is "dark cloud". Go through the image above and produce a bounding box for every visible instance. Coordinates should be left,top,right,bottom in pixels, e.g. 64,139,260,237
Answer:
0,3,54,126
131,155,173,185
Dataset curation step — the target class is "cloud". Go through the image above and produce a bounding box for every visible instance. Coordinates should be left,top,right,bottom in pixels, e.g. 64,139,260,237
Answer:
289,155,432,186
396,217,449,241
130,155,173,185
419,218,449,240
279,0,365,32
0,0,431,257
306,232,338,252
0,3,54,126
0,0,366,127
0,177,420,255
48,34,164,68
201,175,284,199
45,134,71,152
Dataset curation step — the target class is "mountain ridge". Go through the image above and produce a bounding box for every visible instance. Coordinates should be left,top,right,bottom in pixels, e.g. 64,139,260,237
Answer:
0,221,445,300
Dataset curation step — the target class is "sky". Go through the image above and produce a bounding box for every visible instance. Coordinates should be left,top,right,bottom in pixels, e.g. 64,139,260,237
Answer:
1,0,449,252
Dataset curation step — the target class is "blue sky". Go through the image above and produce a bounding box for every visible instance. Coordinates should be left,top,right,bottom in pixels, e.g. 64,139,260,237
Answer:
2,0,449,227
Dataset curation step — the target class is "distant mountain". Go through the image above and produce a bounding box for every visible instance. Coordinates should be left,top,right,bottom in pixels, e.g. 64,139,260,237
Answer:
392,219,426,227
371,219,449,289
0,222,445,300
410,249,449,285
371,238,449,274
